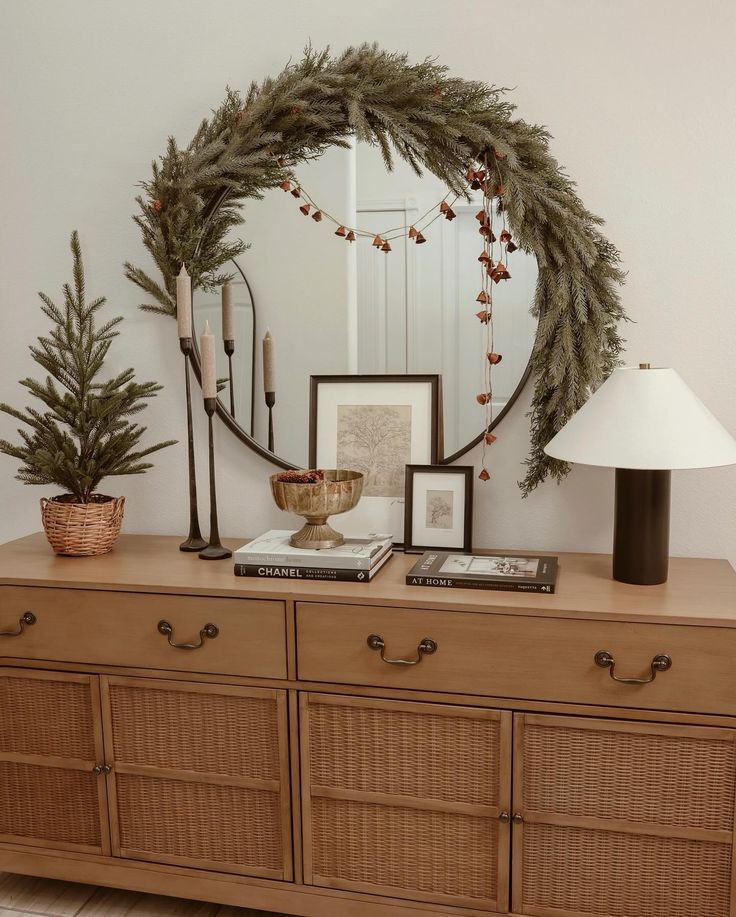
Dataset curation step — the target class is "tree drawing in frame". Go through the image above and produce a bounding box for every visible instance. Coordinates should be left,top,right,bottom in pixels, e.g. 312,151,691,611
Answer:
336,404,411,497
426,490,454,529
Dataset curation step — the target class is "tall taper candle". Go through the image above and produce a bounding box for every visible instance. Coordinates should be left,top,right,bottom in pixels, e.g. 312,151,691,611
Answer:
200,321,217,400
222,282,234,342
263,329,275,393
176,264,192,339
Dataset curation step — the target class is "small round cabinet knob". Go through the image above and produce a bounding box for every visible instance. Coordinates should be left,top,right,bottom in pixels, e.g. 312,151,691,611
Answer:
512,812,524,825
498,811,510,823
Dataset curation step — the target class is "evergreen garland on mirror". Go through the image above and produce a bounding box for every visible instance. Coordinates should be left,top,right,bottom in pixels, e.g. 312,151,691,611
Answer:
125,44,626,494
1,232,176,503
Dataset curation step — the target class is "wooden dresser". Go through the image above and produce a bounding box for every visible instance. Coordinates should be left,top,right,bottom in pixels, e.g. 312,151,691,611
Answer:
1,533,735,917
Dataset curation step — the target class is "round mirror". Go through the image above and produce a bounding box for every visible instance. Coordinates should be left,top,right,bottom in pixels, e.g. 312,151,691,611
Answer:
192,144,537,467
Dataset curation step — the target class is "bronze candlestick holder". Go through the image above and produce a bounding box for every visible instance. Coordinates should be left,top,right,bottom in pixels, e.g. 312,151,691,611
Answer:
199,397,232,561
265,391,275,453
179,338,207,552
224,339,235,419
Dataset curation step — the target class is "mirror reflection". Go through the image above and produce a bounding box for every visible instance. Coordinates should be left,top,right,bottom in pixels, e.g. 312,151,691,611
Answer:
193,144,538,466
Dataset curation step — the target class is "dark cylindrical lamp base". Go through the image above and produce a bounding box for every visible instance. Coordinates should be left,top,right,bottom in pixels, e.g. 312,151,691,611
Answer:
613,468,671,585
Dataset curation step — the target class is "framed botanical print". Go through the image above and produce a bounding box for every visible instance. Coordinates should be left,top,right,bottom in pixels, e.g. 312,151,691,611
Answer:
308,375,441,544
404,464,473,554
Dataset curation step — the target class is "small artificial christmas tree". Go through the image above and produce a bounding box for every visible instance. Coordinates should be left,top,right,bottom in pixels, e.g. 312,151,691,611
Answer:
0,231,175,513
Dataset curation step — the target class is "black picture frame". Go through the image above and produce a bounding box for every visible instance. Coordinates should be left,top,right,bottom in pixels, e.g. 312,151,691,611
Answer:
308,374,441,468
404,464,473,554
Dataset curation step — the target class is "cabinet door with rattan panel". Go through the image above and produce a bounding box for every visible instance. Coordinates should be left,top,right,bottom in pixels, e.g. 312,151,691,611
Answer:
300,692,512,912
100,676,292,880
512,713,736,917
0,667,110,856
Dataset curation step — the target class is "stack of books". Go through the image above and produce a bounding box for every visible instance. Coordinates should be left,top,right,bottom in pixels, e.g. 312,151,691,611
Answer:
406,551,558,593
234,530,394,582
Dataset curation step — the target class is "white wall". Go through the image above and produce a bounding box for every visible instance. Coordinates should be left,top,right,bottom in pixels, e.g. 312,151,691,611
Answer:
0,0,734,568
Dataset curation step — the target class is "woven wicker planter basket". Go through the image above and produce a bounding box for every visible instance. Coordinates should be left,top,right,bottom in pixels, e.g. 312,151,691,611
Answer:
40,494,125,556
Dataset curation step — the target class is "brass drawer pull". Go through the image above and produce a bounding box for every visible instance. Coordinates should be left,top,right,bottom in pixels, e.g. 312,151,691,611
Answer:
367,633,437,666
595,649,672,685
0,611,36,637
157,620,219,649
92,764,112,775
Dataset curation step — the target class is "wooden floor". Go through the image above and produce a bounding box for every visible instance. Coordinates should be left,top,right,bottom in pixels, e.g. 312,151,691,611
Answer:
0,873,278,917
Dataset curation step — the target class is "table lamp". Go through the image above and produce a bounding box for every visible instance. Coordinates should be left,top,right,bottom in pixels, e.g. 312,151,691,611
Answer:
544,365,736,585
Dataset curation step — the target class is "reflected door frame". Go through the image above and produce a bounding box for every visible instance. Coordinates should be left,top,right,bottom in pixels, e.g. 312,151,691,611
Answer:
356,196,466,450
356,198,418,375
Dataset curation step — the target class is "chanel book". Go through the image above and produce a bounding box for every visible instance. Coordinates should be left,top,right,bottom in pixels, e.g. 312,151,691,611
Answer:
234,530,393,570
235,548,393,582
406,552,558,593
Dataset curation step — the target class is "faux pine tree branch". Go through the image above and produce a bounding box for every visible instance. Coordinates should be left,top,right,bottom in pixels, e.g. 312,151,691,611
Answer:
0,231,176,502
126,44,625,493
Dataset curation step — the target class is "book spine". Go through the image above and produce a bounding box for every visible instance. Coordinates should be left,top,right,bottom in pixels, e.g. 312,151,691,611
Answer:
234,552,383,570
235,564,376,582
406,575,555,594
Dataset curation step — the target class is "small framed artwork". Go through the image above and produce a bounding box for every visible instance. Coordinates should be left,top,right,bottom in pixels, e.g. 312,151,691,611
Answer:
404,464,473,554
309,375,441,544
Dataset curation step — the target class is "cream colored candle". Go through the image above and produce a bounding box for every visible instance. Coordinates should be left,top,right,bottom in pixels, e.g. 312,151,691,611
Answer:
200,321,217,400
222,282,234,341
176,264,192,339
263,329,275,393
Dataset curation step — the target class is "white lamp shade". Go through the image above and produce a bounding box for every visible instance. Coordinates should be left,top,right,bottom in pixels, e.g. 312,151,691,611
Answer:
544,366,736,470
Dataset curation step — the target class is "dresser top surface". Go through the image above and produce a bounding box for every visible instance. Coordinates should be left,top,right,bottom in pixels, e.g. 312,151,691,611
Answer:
0,533,734,626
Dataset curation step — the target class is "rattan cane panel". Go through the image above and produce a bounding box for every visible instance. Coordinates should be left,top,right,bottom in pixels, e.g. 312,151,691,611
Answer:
115,772,283,872
0,761,101,847
523,722,735,831
311,796,497,903
108,683,280,779
521,822,731,917
308,701,499,806
0,674,95,760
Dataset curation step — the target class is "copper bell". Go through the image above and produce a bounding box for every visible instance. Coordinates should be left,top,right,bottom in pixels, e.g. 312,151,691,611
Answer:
312,210,323,222
444,208,456,221
478,468,491,481
335,226,347,237
415,232,427,244
484,432,498,445
487,352,503,365
279,180,292,192
440,201,449,213
465,167,475,182
372,234,383,248
478,251,491,264
299,203,311,216
476,393,490,405
479,225,492,239
475,209,487,223
494,183,505,196
470,178,482,190
500,230,512,243
345,230,356,242
476,310,490,323
291,187,301,198
381,241,392,252
506,241,518,253
408,226,418,239
476,290,489,304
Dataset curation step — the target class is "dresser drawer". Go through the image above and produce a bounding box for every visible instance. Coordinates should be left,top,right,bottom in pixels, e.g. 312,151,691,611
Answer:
0,587,287,678
296,602,736,715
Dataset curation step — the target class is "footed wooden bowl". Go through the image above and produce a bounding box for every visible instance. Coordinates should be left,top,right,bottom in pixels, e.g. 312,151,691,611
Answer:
269,469,364,549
